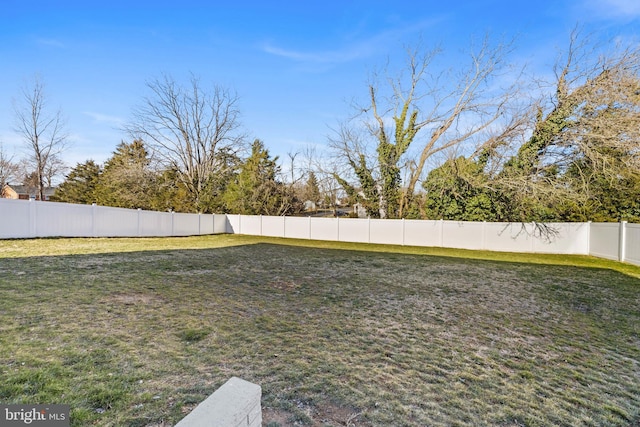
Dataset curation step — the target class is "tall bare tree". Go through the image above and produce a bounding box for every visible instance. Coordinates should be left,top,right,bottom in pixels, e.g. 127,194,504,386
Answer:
496,29,640,220
331,37,524,218
421,29,640,223
12,77,68,201
126,74,244,212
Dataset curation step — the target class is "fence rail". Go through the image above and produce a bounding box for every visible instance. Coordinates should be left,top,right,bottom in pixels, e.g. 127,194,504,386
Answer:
1,199,638,265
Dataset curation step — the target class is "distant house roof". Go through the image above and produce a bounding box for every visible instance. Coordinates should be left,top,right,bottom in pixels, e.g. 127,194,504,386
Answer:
1,184,56,201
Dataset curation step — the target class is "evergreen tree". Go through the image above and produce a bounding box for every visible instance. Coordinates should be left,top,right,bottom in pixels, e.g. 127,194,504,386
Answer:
95,140,157,209
302,171,321,207
223,139,294,215
52,160,101,204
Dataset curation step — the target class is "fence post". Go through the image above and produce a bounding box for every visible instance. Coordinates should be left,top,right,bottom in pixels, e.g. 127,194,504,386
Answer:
402,218,405,246
171,211,175,236
530,222,535,253
29,199,36,238
137,209,142,237
92,203,98,237
482,221,486,250
619,221,627,262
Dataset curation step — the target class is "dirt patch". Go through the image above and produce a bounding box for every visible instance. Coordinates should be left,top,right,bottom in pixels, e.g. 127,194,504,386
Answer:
313,401,369,427
262,407,292,426
262,401,371,426
267,279,301,292
106,293,164,306
166,269,217,276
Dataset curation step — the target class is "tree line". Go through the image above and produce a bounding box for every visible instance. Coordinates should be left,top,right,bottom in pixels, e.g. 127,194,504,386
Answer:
331,30,640,222
2,30,639,221
52,138,311,215
1,75,320,215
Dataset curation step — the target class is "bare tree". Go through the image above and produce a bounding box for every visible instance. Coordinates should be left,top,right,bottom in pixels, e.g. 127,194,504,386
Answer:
331,36,524,218
12,77,68,200
496,29,640,220
126,74,244,212
0,142,20,194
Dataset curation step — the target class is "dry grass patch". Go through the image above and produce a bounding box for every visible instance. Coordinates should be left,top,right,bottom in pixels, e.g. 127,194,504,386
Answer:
0,236,638,426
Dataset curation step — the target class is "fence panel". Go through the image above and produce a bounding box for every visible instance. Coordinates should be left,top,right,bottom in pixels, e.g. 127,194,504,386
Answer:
261,216,285,237
284,217,310,240
213,214,229,234
139,210,173,237
403,220,442,247
0,199,32,238
482,222,531,252
94,206,139,237
171,213,198,236
532,223,589,255
35,201,93,237
369,219,404,245
310,217,338,241
624,224,640,265
589,223,620,260
337,218,369,243
226,214,241,234
240,215,263,235
441,221,484,250
199,214,214,236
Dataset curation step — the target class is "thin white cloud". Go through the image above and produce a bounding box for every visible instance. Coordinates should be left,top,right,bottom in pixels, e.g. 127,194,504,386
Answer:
83,112,125,127
582,0,640,19
36,38,65,48
261,17,443,65
262,42,374,64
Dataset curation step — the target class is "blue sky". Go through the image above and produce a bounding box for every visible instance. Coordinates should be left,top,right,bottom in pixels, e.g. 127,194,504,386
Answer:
1,0,639,170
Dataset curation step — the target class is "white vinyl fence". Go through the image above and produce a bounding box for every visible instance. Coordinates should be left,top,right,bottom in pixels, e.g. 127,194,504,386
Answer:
589,221,640,265
226,215,590,255
227,215,639,265
1,199,638,265
0,198,227,239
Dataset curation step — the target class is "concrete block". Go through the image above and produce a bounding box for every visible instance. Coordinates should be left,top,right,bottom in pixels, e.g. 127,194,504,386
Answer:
174,377,262,427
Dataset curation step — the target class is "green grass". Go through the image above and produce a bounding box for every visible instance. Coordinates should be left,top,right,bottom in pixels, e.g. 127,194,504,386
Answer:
0,235,638,426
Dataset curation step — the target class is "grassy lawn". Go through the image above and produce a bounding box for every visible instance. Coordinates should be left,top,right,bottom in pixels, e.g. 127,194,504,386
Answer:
0,235,638,426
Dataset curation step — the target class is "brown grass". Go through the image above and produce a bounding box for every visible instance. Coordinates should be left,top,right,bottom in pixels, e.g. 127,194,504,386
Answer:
0,235,638,426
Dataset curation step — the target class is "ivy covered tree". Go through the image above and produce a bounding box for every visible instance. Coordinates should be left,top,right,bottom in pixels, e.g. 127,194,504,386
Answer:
331,37,520,218
422,31,640,223
495,31,640,222
422,153,506,221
